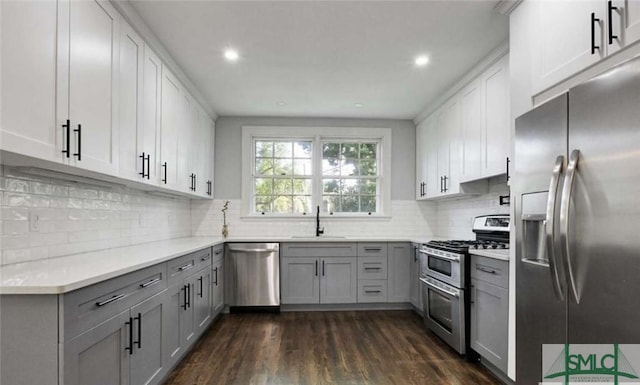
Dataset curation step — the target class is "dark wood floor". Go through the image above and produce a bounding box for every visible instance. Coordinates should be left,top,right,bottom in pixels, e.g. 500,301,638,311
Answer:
164,310,500,385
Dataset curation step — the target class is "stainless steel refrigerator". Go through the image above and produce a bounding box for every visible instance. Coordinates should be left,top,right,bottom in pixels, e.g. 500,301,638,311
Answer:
514,57,640,383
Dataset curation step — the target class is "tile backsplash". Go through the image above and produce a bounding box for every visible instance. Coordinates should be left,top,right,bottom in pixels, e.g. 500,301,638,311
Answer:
192,199,438,239
0,166,191,265
433,176,510,239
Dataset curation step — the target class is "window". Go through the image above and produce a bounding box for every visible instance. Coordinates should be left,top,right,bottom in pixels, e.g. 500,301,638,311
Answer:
243,127,391,217
322,141,379,214
253,140,312,214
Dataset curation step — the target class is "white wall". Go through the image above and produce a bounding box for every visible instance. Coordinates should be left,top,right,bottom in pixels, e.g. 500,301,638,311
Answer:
214,116,417,200
0,166,191,265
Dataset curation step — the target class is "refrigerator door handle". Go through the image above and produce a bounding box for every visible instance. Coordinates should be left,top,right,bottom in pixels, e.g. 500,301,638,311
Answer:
560,149,581,304
546,155,565,301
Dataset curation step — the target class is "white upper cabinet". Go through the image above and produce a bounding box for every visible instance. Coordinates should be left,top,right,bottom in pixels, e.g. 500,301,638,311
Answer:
415,119,429,199
177,91,195,193
425,114,439,199
118,21,144,182
460,79,483,182
531,0,603,95
531,0,640,95
160,66,181,191
60,0,120,175
196,110,214,198
1,0,61,162
141,45,163,185
482,55,510,178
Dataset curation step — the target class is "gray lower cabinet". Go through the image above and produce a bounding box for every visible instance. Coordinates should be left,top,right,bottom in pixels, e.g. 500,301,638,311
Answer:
211,256,224,315
63,309,131,385
281,256,320,304
470,254,509,374
387,243,411,302
320,257,357,304
194,267,212,332
64,290,167,385
409,243,423,312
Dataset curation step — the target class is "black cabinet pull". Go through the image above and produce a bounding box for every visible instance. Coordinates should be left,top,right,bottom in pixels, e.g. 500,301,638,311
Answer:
162,162,167,184
506,157,511,181
140,278,161,288
440,176,443,193
214,267,218,285
62,119,70,158
145,154,150,179
443,176,448,193
608,1,618,45
73,124,81,161
322,260,325,276
125,317,134,355
134,313,142,349
591,12,601,55
187,283,191,308
315,260,318,276
198,276,203,298
96,293,125,307
193,174,197,192
139,152,146,178
207,180,212,196
182,285,188,310
189,173,196,191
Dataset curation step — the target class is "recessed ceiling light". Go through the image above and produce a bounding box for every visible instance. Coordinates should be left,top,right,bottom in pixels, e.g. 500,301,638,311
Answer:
414,55,429,67
277,101,286,106
224,48,239,62
354,103,363,108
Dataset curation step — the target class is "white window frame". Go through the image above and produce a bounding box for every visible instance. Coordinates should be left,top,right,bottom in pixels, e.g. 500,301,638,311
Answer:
241,126,392,218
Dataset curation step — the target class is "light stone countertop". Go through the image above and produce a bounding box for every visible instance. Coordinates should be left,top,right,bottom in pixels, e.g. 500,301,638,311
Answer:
0,235,502,295
0,236,430,295
469,248,510,261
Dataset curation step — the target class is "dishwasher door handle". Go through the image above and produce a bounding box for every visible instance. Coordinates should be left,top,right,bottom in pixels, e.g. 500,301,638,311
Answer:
226,247,278,253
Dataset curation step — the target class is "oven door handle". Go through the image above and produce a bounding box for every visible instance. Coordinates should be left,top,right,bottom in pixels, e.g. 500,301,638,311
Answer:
419,250,460,263
420,277,459,298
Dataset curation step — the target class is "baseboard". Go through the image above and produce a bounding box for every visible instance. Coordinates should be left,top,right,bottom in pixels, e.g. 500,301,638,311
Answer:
281,302,413,312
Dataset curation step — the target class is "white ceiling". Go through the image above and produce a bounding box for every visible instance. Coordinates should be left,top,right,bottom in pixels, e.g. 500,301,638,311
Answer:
129,1,509,120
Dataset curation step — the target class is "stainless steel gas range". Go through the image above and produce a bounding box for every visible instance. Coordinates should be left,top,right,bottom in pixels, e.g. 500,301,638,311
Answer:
419,214,509,355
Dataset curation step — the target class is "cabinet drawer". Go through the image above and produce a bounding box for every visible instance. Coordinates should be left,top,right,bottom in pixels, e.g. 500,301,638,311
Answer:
357,280,388,303
281,242,356,257
168,248,210,285
195,247,213,270
212,244,224,263
62,262,167,340
470,255,509,289
357,243,387,257
357,256,388,280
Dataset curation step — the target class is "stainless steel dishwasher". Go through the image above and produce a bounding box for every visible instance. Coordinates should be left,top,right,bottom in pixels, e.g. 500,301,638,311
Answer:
225,243,280,311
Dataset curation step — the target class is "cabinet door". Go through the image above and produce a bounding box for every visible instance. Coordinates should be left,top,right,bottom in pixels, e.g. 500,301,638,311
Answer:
470,278,509,373
532,0,604,94
425,114,440,198
211,258,224,315
387,243,411,303
440,97,461,196
118,21,144,182
460,79,483,182
197,112,214,198
160,66,180,190
141,45,162,185
482,55,510,178
180,276,197,348
618,0,640,49
415,119,429,199
130,292,166,385
64,309,130,385
63,0,120,175
281,257,320,304
0,0,61,162
409,245,423,312
163,284,184,369
320,257,357,304
177,91,195,193
194,268,212,333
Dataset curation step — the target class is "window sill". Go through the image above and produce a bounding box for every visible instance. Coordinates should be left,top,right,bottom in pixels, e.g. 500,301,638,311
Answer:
240,214,392,221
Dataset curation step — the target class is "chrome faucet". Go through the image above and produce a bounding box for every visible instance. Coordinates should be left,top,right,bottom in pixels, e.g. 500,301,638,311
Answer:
316,205,324,237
